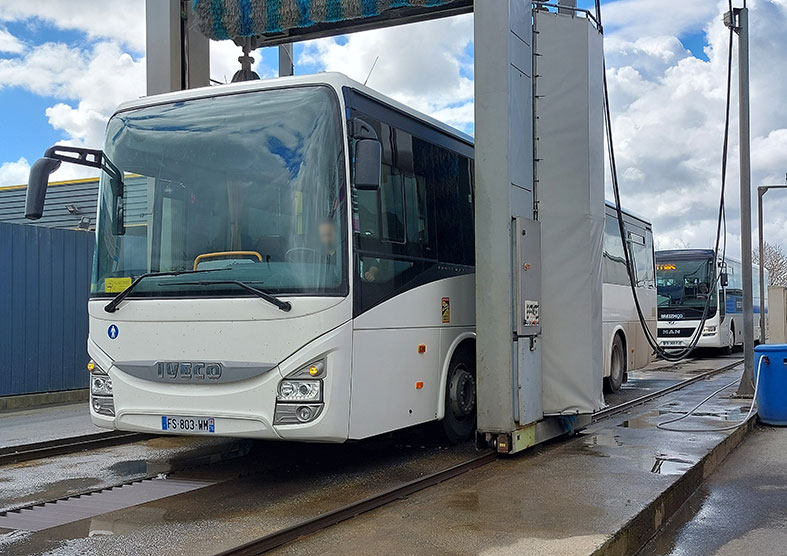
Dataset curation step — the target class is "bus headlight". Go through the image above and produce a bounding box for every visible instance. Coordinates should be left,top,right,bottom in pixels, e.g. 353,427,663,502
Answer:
277,380,321,402
91,375,113,396
702,325,717,336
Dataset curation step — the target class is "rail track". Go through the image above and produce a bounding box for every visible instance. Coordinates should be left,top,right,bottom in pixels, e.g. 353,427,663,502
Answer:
0,430,149,466
217,357,744,556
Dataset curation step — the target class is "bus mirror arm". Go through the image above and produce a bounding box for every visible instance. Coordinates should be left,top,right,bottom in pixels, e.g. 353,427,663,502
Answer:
24,145,124,221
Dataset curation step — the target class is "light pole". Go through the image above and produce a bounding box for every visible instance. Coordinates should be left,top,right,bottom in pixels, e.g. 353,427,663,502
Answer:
757,178,787,343
725,6,755,396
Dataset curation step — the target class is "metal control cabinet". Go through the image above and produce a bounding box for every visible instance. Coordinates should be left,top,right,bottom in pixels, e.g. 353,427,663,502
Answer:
515,216,543,425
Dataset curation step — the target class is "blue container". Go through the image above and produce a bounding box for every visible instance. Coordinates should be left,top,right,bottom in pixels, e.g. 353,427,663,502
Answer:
754,344,787,426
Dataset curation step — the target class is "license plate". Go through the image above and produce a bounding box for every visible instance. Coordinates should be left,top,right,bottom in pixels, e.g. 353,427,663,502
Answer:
661,340,683,346
161,416,215,433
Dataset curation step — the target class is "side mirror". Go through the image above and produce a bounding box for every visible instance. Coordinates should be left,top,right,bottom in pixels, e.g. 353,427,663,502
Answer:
354,139,382,191
720,272,729,287
25,157,61,220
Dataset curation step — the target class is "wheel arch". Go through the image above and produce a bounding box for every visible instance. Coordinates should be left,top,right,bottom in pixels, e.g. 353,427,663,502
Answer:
604,325,627,377
436,332,476,421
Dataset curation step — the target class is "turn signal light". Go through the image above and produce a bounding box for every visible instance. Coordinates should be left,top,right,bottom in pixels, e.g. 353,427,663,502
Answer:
416,381,424,389
418,344,427,354
87,360,95,372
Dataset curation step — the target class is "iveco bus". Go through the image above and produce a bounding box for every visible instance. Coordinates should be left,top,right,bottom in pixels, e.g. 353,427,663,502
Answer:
26,73,654,443
656,249,767,351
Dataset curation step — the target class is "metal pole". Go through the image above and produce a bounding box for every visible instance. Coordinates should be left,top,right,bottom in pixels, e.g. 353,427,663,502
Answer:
758,186,766,344
735,6,755,396
279,44,294,77
757,181,787,345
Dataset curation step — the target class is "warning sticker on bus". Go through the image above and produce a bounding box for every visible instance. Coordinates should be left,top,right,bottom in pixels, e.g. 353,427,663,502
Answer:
441,297,450,323
105,277,132,293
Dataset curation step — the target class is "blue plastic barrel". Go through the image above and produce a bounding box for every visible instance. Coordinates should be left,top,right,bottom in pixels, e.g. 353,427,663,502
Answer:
754,344,787,426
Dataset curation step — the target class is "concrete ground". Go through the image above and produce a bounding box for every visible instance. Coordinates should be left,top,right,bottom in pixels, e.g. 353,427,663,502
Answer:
0,362,752,556
0,403,102,449
640,425,787,556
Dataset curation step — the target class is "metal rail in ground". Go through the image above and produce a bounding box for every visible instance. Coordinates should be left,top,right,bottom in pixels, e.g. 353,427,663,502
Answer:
215,451,497,556
593,358,744,422
216,357,744,556
0,431,149,466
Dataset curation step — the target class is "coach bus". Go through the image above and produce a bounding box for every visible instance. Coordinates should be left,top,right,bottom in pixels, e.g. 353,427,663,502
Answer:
601,203,656,392
656,249,767,352
26,73,654,443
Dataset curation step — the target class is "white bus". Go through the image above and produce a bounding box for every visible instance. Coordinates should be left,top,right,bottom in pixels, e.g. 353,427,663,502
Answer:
602,204,656,392
26,73,654,443
656,249,768,352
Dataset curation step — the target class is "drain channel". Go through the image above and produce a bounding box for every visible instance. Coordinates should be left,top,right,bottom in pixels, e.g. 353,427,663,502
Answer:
0,477,213,532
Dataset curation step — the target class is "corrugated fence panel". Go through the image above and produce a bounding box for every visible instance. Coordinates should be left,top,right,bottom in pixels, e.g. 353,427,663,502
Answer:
0,221,94,396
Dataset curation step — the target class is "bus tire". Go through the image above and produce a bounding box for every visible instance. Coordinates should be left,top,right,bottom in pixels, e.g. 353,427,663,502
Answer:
442,348,476,444
604,334,625,394
725,323,735,355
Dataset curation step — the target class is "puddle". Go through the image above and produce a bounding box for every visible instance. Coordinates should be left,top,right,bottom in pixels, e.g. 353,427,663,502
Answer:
581,429,622,449
107,459,170,477
646,454,694,475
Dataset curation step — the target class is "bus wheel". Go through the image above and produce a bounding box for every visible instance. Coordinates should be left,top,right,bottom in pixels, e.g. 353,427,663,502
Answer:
725,324,735,355
442,350,476,444
604,335,625,394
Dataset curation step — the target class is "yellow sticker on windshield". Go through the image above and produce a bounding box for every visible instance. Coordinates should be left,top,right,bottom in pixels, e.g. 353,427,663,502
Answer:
105,277,132,293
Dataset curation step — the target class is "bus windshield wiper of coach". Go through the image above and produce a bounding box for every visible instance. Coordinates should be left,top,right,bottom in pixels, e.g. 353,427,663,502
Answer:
158,279,292,313
104,268,232,313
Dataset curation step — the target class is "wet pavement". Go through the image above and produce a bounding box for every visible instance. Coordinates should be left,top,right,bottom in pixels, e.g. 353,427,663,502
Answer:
0,436,245,513
640,424,787,556
604,351,742,407
265,366,753,556
0,403,102,449
0,355,752,555
0,434,479,555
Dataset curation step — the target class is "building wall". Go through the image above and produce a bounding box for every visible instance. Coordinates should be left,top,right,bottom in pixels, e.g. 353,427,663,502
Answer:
0,178,99,230
0,221,94,396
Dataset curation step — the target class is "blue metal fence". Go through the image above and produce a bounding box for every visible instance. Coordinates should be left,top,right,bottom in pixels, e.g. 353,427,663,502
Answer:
0,222,94,396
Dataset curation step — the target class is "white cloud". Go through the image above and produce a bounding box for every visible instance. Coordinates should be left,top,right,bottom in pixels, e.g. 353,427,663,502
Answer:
0,0,144,52
299,14,474,132
0,24,23,53
0,157,30,185
604,0,787,255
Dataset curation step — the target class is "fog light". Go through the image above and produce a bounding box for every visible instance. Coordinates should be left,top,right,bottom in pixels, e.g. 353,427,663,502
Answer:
297,406,313,422
273,403,323,425
91,396,115,416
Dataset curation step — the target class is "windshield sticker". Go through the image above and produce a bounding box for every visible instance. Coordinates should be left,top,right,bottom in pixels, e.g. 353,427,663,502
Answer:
105,277,132,293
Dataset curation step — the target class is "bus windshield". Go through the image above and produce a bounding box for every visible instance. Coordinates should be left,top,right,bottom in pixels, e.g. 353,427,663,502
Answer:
656,257,716,314
92,86,347,298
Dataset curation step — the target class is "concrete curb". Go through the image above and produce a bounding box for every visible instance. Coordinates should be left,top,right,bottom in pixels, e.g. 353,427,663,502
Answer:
0,389,89,412
592,415,757,556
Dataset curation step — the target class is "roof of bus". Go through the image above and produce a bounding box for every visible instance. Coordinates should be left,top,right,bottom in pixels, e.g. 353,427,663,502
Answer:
604,200,651,225
656,249,716,259
656,249,744,266
114,72,474,148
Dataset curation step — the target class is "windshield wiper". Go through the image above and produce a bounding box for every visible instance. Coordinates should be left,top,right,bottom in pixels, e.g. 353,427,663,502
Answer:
161,280,292,312
103,268,229,313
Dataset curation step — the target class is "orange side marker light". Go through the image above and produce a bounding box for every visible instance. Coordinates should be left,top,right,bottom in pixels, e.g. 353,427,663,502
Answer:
418,344,427,354
416,381,424,390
